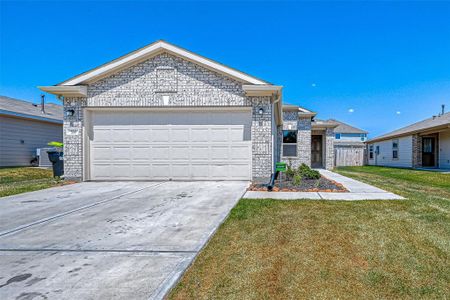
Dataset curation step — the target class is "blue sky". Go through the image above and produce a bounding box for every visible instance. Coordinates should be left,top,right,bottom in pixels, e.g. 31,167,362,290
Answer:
1,1,449,137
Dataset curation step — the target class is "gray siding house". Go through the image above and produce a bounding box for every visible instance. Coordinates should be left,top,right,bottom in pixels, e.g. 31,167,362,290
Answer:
0,96,63,166
39,40,335,181
366,110,450,169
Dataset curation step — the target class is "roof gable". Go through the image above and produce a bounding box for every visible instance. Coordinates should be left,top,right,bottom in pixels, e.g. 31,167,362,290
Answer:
328,119,368,134
58,40,268,86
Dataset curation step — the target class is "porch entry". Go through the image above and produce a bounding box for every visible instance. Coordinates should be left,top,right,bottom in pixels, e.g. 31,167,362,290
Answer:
422,137,436,167
311,135,323,168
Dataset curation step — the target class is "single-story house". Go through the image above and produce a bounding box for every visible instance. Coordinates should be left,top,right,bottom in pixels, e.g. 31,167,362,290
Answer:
366,110,450,169
328,119,368,166
39,40,336,181
0,95,63,167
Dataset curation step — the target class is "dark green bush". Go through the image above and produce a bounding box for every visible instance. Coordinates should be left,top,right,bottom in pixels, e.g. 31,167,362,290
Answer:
297,163,321,179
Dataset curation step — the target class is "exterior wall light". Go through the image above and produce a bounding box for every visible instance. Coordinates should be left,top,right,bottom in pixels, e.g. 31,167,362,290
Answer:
258,108,264,115
65,109,75,117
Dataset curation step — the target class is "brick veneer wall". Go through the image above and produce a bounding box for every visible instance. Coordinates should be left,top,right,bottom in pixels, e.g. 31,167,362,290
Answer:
281,111,312,168
325,128,335,170
412,134,422,168
62,53,273,181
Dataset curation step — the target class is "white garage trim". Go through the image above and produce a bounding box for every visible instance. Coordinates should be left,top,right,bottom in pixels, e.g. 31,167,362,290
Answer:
84,108,252,181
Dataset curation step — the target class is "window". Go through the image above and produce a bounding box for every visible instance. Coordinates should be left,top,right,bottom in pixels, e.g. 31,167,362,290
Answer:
369,145,374,159
335,133,341,139
282,130,297,157
423,138,433,153
361,134,367,141
392,139,399,159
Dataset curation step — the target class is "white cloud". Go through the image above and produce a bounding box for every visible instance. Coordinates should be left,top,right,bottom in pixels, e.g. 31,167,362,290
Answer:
396,111,401,115
348,108,354,113
311,83,317,87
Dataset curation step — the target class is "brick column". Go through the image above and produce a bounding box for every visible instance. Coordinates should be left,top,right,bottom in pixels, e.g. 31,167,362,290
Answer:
297,117,312,167
324,128,335,170
63,97,85,181
251,96,273,181
412,134,422,168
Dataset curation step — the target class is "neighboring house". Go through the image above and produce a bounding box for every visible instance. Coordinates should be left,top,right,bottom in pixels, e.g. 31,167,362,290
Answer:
329,119,368,166
39,40,335,182
366,110,450,169
0,96,63,167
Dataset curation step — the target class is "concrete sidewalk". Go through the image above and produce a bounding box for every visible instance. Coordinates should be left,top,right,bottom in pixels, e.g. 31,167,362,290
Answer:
243,169,404,200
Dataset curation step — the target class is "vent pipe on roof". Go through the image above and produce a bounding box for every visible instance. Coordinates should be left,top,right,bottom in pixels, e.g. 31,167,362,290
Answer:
441,104,445,116
40,94,45,114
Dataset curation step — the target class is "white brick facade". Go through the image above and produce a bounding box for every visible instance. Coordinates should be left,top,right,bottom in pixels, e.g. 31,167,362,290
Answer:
62,53,274,180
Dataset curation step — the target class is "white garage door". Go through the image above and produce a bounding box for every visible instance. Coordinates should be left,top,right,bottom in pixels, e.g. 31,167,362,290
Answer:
88,109,252,180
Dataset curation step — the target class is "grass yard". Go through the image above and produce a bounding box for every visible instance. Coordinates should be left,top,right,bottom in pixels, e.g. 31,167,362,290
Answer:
170,166,450,299
0,167,65,197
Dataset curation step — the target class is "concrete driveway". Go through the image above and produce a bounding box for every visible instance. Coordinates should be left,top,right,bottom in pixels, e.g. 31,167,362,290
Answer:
0,181,248,300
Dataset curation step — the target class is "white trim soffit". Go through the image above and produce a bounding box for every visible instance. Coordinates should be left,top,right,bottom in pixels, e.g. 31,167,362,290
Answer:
38,86,88,97
243,85,283,96
59,41,268,86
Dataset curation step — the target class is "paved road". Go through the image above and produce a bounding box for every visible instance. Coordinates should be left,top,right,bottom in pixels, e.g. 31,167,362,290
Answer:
0,181,248,300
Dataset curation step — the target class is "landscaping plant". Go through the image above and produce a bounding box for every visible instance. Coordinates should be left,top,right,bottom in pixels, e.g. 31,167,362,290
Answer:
292,174,302,186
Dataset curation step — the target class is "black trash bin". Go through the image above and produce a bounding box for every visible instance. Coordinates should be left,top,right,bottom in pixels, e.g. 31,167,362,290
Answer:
47,151,64,177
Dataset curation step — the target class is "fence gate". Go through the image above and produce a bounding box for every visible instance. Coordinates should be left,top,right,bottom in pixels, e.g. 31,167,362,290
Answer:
335,145,365,166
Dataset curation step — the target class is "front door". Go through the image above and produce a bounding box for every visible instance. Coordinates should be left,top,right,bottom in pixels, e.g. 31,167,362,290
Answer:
311,135,323,168
422,137,436,167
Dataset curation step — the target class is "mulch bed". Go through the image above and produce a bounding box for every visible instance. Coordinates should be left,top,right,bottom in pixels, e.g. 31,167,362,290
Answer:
249,176,348,192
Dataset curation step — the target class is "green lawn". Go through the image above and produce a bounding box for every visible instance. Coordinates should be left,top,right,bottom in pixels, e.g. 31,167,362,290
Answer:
170,166,450,299
0,167,65,197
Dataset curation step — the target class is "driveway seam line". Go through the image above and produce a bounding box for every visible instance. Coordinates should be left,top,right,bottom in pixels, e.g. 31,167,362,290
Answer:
0,182,167,238
0,248,196,254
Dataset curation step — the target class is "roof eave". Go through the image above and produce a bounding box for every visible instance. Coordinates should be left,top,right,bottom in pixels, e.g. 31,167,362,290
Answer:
38,86,88,98
367,124,450,143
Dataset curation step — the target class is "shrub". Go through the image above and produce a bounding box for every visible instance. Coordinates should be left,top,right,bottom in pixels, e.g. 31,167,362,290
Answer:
292,174,302,186
297,163,321,180
285,164,295,179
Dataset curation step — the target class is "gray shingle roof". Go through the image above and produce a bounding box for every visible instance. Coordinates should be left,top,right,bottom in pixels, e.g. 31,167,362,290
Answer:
0,95,62,123
327,119,368,134
368,112,450,142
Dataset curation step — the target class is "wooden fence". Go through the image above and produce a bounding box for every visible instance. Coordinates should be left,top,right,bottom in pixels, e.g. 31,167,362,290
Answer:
334,145,366,167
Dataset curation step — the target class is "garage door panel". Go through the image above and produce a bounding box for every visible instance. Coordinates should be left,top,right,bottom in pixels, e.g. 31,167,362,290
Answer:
89,110,251,180
210,128,228,142
152,129,170,142
230,145,251,160
133,147,151,160
211,146,228,160
111,164,132,178
172,164,190,178
132,164,152,178
91,164,111,178
112,129,132,142
210,164,229,178
171,146,190,160
151,164,171,179
92,147,111,160
171,128,190,142
112,147,132,160
94,129,112,142
152,146,170,160
190,146,209,160
132,129,151,142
